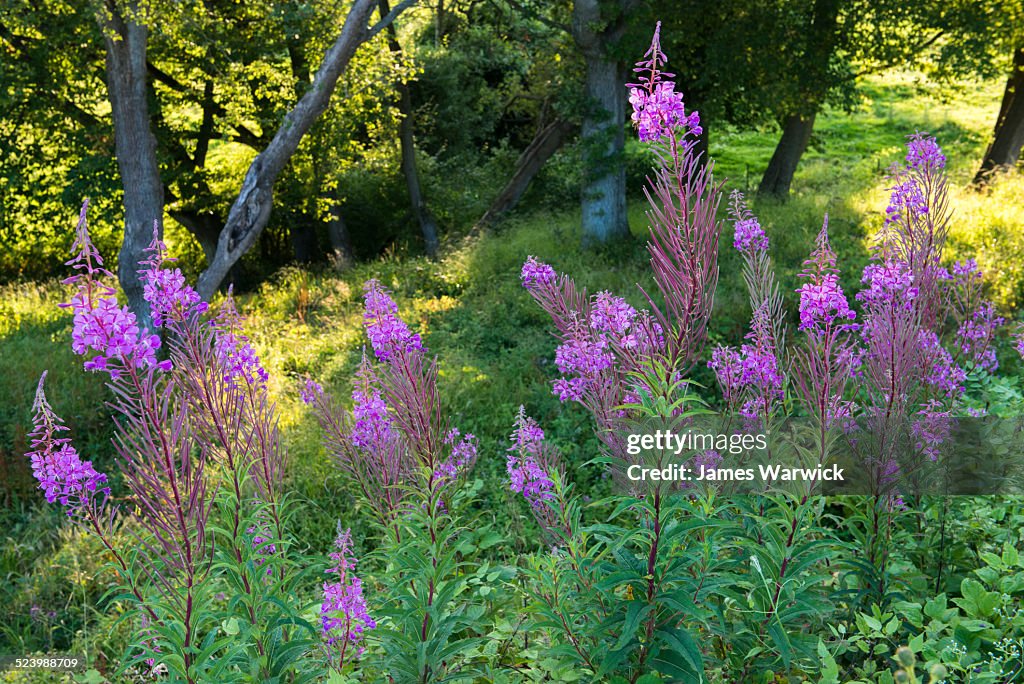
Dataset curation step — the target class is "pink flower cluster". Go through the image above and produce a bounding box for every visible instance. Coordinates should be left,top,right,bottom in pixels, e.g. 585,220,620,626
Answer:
68,294,165,376
733,217,768,254
796,225,856,335
884,178,928,228
521,256,557,290
433,428,478,485
709,306,783,423
507,407,555,510
362,280,424,362
590,291,638,337
629,82,701,143
216,330,270,389
62,209,170,377
27,374,109,514
552,326,613,402
956,302,1003,372
906,132,946,171
300,379,324,405
627,21,701,143
857,260,918,310
140,231,208,327
321,528,376,661
349,364,393,451
143,266,207,327
797,274,856,333
918,331,967,398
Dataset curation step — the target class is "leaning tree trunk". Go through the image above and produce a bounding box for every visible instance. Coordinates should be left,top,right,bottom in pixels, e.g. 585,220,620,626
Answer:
101,1,164,328
380,0,440,257
196,0,412,300
475,118,574,229
572,0,630,245
757,112,817,198
975,46,1024,185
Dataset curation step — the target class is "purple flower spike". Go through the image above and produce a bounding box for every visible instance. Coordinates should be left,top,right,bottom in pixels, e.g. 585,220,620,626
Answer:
906,133,946,171
213,295,269,389
300,378,324,405
507,407,555,510
552,317,613,402
956,301,1004,373
733,217,768,254
627,22,701,143
884,178,928,228
61,204,167,377
362,280,424,362
590,292,638,337
68,295,163,376
321,528,376,665
709,346,744,404
521,256,558,290
857,260,918,310
797,274,855,333
796,222,856,334
27,373,109,514
350,359,393,451
141,228,208,327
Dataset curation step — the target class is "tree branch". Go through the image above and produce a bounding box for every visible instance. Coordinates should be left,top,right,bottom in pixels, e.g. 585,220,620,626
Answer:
367,0,420,40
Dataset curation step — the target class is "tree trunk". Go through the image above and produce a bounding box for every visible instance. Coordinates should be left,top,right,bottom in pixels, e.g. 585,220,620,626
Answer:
975,46,1024,184
290,221,317,263
572,0,630,246
757,0,837,199
325,194,354,270
196,0,413,300
101,1,164,328
757,112,817,198
476,118,574,229
380,0,440,257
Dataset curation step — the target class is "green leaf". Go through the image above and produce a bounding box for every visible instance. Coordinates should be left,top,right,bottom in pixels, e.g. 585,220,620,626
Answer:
653,626,704,675
222,616,241,636
614,601,650,651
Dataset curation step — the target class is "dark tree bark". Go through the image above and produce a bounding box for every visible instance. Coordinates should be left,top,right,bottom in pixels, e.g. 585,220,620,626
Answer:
101,1,164,329
572,0,631,246
757,112,816,198
975,46,1024,185
290,221,318,263
380,0,440,257
325,196,354,271
196,0,416,300
476,118,574,229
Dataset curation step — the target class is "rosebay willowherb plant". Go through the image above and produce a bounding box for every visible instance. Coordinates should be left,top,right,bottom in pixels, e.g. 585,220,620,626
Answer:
26,202,323,683
517,23,739,681
516,22,1012,682
303,279,487,682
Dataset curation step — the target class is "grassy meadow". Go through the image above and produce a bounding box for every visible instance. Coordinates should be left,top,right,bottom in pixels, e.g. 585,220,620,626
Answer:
1,71,1023,680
